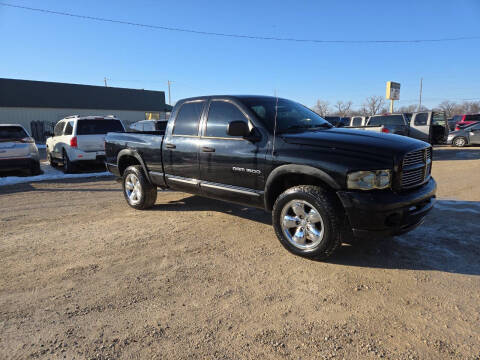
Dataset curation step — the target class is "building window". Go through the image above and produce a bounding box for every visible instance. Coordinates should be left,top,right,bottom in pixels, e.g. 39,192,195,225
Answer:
145,112,160,120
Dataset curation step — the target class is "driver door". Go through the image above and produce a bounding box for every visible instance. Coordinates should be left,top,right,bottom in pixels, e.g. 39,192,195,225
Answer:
198,99,265,204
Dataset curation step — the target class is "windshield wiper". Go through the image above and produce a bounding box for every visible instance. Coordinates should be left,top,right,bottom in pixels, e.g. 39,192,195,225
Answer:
280,123,331,133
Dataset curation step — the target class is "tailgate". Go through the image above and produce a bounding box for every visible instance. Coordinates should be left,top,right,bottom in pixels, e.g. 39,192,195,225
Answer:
0,141,30,159
76,135,106,152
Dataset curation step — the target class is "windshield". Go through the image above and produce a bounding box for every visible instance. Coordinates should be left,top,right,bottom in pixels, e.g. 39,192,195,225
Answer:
76,119,124,135
240,97,332,133
0,126,28,140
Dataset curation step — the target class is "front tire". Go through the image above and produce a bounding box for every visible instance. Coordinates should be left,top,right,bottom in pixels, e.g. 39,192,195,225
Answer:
122,165,157,209
453,137,467,147
272,185,343,260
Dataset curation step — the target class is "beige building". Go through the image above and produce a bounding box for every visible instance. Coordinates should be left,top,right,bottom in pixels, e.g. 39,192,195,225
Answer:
0,78,171,140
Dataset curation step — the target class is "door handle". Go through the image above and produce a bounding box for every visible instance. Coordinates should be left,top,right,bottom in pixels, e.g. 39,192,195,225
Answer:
165,143,176,149
201,146,215,153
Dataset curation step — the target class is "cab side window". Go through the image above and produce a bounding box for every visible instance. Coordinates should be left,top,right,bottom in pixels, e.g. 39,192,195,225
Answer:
414,113,428,126
54,121,65,136
352,117,362,126
63,121,74,135
173,101,205,136
206,101,247,138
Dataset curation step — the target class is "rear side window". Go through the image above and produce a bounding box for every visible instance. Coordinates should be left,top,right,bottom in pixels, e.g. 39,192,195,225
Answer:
465,114,480,122
0,126,28,140
63,121,74,135
76,120,124,135
54,122,65,136
173,101,205,136
206,101,247,138
368,115,405,126
414,113,428,126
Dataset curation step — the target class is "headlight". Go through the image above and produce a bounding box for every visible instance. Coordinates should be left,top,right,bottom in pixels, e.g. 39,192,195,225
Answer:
347,170,391,190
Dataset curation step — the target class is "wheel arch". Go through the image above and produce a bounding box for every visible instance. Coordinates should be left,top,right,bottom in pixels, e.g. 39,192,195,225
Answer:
264,164,341,211
117,149,152,182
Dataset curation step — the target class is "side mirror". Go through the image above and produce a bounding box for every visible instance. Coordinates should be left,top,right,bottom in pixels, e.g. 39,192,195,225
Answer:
227,121,249,137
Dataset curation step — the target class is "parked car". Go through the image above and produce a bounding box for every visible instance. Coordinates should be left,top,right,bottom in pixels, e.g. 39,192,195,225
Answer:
447,118,457,131
454,114,480,130
347,112,449,144
447,122,480,147
105,95,436,260
46,115,125,173
0,124,41,175
324,116,349,127
129,120,168,132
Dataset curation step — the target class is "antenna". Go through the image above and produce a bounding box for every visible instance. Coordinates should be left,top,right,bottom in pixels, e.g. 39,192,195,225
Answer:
272,90,278,156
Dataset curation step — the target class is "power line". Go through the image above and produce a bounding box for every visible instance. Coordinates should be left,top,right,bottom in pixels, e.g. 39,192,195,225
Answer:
1,2,480,45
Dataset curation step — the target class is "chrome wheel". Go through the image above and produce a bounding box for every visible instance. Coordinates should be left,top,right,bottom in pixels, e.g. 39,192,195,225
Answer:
125,173,142,205
454,137,466,147
280,199,325,250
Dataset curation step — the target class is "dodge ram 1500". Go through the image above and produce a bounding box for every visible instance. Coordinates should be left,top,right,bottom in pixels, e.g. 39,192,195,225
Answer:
105,95,436,259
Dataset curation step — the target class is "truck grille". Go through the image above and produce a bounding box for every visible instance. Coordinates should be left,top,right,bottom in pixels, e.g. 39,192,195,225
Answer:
401,147,432,189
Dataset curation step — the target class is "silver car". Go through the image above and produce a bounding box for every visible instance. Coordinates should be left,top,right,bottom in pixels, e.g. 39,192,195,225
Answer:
0,124,41,175
447,122,480,147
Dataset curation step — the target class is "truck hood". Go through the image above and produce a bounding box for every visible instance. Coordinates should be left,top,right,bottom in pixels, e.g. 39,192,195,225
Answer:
281,128,428,157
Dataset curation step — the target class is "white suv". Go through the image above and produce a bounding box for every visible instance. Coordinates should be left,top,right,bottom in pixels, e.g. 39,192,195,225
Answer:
46,115,125,173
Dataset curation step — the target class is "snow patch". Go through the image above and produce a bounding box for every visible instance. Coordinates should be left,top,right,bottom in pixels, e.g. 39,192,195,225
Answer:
0,162,111,187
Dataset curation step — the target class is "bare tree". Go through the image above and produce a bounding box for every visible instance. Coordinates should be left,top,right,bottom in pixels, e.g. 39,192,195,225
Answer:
334,101,353,117
362,96,385,116
314,100,330,117
464,101,480,114
438,100,457,118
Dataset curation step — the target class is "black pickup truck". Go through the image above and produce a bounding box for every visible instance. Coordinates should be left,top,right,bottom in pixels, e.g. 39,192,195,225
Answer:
105,95,436,259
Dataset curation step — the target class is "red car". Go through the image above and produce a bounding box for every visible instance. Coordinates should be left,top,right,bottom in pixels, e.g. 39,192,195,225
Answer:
455,114,480,130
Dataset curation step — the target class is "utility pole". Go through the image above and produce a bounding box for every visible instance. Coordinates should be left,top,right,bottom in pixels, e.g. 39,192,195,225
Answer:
167,80,172,105
104,77,108,87
418,77,423,111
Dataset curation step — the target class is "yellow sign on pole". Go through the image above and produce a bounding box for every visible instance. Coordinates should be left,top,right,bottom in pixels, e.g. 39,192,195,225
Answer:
386,81,400,113
386,81,400,100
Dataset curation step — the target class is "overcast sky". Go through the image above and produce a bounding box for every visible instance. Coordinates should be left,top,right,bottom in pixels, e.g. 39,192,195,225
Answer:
1,0,479,109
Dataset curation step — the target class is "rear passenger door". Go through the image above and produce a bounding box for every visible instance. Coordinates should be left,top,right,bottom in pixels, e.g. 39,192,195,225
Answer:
162,100,206,192
468,123,480,144
409,112,431,142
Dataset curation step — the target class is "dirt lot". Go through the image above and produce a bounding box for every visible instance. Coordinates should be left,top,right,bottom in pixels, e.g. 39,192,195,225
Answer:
1,147,479,360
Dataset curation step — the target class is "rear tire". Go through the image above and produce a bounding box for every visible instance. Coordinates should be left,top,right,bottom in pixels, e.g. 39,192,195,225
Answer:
122,165,157,210
272,185,343,260
47,149,58,168
453,137,467,147
30,161,42,176
62,150,75,173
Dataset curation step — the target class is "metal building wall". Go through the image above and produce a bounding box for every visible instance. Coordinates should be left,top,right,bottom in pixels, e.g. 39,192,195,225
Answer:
0,107,151,130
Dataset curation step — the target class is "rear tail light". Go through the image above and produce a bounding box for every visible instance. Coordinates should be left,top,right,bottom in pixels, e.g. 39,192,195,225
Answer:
70,136,78,148
381,127,390,133
455,126,460,131
20,137,35,143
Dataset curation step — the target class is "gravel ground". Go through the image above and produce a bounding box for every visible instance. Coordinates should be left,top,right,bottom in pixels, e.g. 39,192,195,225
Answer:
0,146,479,359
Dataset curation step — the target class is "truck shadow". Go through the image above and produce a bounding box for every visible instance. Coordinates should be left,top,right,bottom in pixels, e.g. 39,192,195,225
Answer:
328,200,480,276
153,195,272,225
156,196,480,276
433,146,480,161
